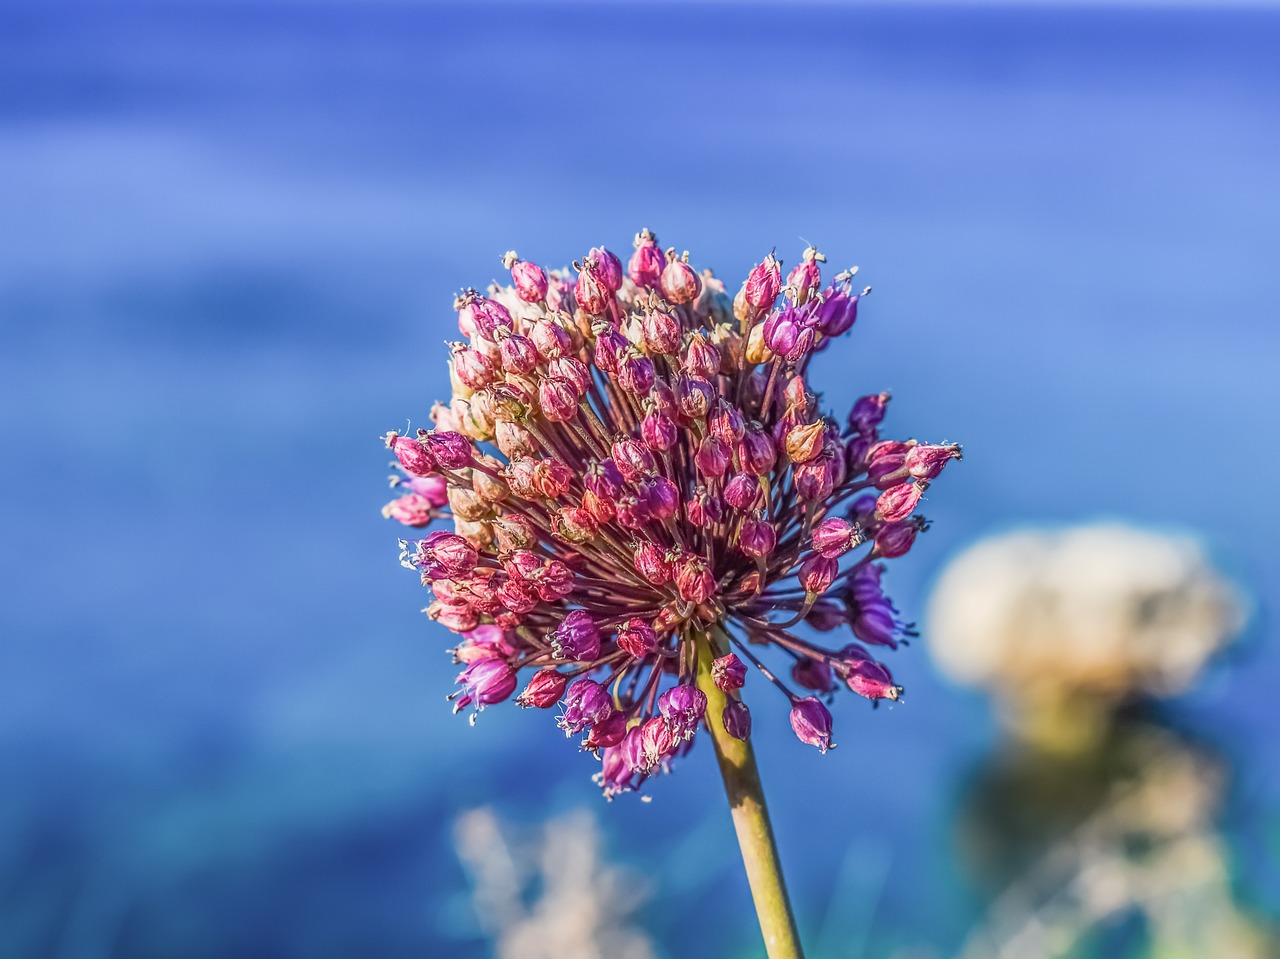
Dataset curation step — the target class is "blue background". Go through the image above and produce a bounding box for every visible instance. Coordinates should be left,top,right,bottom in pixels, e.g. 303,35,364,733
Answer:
2,2,1278,956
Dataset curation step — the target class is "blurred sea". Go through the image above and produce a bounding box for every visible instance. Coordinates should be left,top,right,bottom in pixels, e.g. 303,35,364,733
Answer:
1,2,1278,957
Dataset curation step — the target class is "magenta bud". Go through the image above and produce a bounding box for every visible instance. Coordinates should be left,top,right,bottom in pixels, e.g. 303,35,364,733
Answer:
629,229,666,288
658,683,707,740
786,248,824,304
398,473,449,507
789,697,834,752
538,377,579,422
423,430,474,470
722,700,752,741
804,598,846,632
675,555,716,604
583,459,624,500
674,373,715,421
876,481,925,523
875,521,918,558
638,475,679,522
415,531,479,578
458,293,514,341
381,493,434,527
737,425,777,476
591,323,627,374
817,290,859,337
744,253,782,311
843,655,902,702
713,653,747,691
723,473,764,511
582,709,629,750
848,392,890,436
454,658,517,714
634,541,672,586
517,668,568,708
640,308,681,355
791,657,836,694
794,455,837,502
559,678,614,735
553,609,602,661
695,435,730,477
531,319,572,360
811,517,859,558
640,715,677,770
575,265,612,314
708,399,746,444
683,332,722,379
799,553,839,595
905,443,961,481
660,250,702,305
641,409,678,451
499,333,539,375
762,306,800,356
685,488,724,529
385,431,436,476
618,351,656,395
506,253,549,303
616,618,658,657
738,517,777,559
612,438,657,482
549,355,590,396
452,345,499,391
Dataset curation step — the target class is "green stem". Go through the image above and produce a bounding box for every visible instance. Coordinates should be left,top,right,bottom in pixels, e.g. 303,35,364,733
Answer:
695,627,805,959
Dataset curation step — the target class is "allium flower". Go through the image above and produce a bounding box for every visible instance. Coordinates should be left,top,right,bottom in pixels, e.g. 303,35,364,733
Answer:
380,233,959,802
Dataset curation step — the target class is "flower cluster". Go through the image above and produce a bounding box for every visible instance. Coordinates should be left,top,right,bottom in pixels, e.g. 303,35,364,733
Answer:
381,232,959,798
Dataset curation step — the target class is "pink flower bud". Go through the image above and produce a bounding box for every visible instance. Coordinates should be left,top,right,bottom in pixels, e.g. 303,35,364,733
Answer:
531,319,572,360
786,247,824,304
538,377,579,422
428,600,479,633
618,351,656,395
841,653,902,702
789,697,834,752
384,431,436,476
554,610,602,661
708,399,746,444
398,473,448,507
737,425,777,476
794,455,837,502
791,657,836,694
874,521,917,558
816,289,858,337
684,332,721,379
722,700,752,741
587,247,623,292
785,420,825,464
723,473,763,511
582,489,615,524
612,438,657,483
498,333,538,374
423,430,473,470
674,372,715,421
585,458,626,499
452,344,499,391
582,710,629,750
591,323,627,373
531,459,571,500
676,555,716,604
640,308,681,355
614,494,650,530
713,653,747,691
660,249,702,305
575,263,612,314
876,481,925,523
554,506,598,544
517,668,568,708
629,229,665,288
381,493,434,527
638,475,679,522
634,541,672,586
738,517,777,559
811,517,858,558
415,531,479,578
492,513,537,553
685,488,723,529
695,435,730,477
504,252,549,303
454,658,517,713
640,715,677,770
658,683,706,740
616,618,658,657
762,306,800,357
905,443,961,481
459,293,513,340
559,678,613,735
743,253,782,311
798,553,838,595
641,409,677,451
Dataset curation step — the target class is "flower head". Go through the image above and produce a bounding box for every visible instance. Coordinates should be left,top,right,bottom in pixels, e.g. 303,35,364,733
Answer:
382,234,958,796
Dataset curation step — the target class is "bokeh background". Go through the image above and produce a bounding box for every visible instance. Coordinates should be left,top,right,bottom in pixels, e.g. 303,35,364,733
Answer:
2,2,1278,957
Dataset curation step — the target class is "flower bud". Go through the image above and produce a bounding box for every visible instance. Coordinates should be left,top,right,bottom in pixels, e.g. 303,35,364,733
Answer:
612,438,657,483
582,489,615,524
497,332,538,375
817,289,858,337
397,473,449,507
794,455,837,502
640,715,677,770
538,377,579,422
494,420,536,460
554,506,599,544
841,652,902,702
708,399,746,444
784,420,825,464
592,323,628,373
762,306,800,357
454,658,517,714
848,392,890,436
559,678,613,735
811,517,859,558
744,322,774,364
684,331,721,379
384,431,436,476
737,425,777,476
575,262,612,314
876,481,925,523
874,521,917,558
616,618,658,657
676,555,716,604
789,697,834,752
533,459,573,499
517,668,568,708
429,600,479,633
415,531,479,578
738,517,777,559
459,293,513,340
695,435,730,478
634,541,672,585
641,409,677,451
492,513,537,554
658,683,707,740
791,657,835,694
629,229,665,288
638,475,679,522
639,307,681,355
452,344,500,391
660,249,702,304
504,251,549,303
712,653,747,691
531,318,572,360
723,473,763,511
674,372,715,421
722,700,752,741
582,710,629,750
786,247,825,305
423,430,474,470
743,253,782,311
685,487,723,529
798,553,838,595
552,609,601,660
381,493,434,527
905,443,961,481
618,351,656,395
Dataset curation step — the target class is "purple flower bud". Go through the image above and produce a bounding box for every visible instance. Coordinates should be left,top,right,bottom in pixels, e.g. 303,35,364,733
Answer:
785,326,816,363
658,683,707,740
875,521,918,558
416,531,479,578
811,517,859,558
538,377,579,422
817,290,859,337
876,481,925,523
640,715,677,770
634,541,672,586
708,399,746,444
848,392,890,436
695,435,730,478
505,252,549,303
713,653,747,691
618,351,656,395
612,438,657,483
737,425,777,476
559,678,614,735
584,458,626,499
385,431,436,476
905,443,961,481
423,430,474,470
791,657,836,694
842,654,902,702
591,323,628,374
452,344,499,391
620,724,647,773
638,475,679,522
794,455,837,502
784,420,825,464
553,610,602,661
614,494,650,530
549,356,591,396
629,229,666,288
738,517,777,559
640,308,681,355
582,709,629,750
744,253,782,311
685,488,724,529
723,473,764,511
398,473,449,507
641,409,677,451
381,493,434,527
722,700,752,741
799,553,838,595
531,319,572,360
789,697,834,752
674,372,715,421
684,332,721,379
616,617,658,657
517,668,568,708
498,333,539,375
463,294,514,340
786,248,824,304
676,555,716,604
762,307,800,357
661,249,702,305
454,658,517,713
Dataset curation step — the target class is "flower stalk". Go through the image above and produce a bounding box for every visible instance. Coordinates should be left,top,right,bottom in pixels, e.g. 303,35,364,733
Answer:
696,626,804,959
